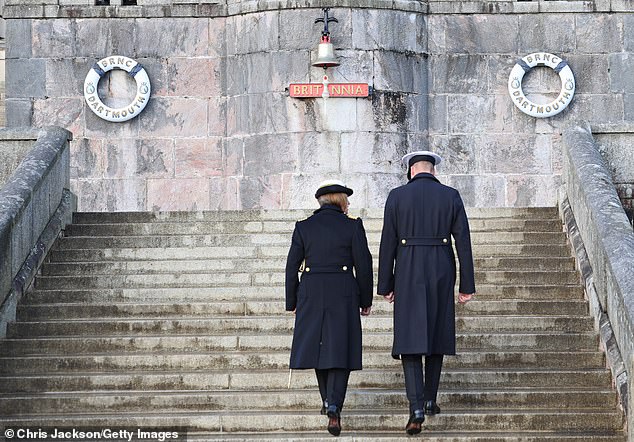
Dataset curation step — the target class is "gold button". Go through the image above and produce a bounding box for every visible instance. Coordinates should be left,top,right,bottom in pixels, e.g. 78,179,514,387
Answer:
401,239,406,245
443,238,448,243
342,266,348,271
305,267,310,272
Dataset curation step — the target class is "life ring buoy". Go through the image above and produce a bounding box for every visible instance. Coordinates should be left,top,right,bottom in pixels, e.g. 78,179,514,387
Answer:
84,55,151,123
508,52,575,118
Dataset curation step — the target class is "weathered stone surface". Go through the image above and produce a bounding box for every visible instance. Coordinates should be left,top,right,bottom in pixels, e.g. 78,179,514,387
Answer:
227,11,279,56
223,138,244,178
136,18,209,57
316,97,357,132
448,174,506,207
74,178,146,212
238,174,284,209
447,95,494,134
297,132,340,174
431,54,488,94
209,176,240,210
373,51,426,93
146,178,209,211
5,19,32,59
137,98,208,138
243,134,299,177
518,15,576,54
341,131,408,174
428,94,447,134
440,15,518,53
576,15,621,54
175,137,223,178
566,94,624,124
75,18,136,57
32,98,84,136
565,55,609,95
625,14,634,52
357,91,420,133
5,59,46,99
71,138,104,179
166,57,223,98
32,19,75,57
352,9,425,53
595,133,634,183
609,53,634,94
481,134,552,174
45,58,92,98
430,135,479,175
506,174,560,206
5,100,34,128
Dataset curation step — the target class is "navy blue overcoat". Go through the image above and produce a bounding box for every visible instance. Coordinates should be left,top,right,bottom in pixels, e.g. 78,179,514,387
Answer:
378,173,476,358
285,204,373,370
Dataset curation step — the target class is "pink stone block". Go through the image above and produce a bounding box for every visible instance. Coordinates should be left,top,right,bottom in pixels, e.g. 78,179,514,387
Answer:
175,138,223,178
147,178,210,211
167,58,223,98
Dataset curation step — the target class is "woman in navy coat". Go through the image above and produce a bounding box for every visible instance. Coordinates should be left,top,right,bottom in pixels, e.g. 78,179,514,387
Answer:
285,180,373,436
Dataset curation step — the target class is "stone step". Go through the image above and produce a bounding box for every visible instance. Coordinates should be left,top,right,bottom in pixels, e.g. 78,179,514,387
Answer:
0,344,604,369
64,219,565,236
52,232,568,250
71,207,560,225
0,367,613,391
39,256,577,276
6,315,594,338
128,433,628,442
0,332,600,353
0,389,618,416
15,300,588,321
23,284,585,304
46,243,574,262
32,270,580,290
0,408,622,433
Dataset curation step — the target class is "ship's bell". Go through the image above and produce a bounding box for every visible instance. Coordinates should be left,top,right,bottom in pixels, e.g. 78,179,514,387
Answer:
312,36,339,69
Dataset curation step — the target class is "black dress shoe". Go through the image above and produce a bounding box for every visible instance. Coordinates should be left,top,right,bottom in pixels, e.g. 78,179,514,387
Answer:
424,400,441,415
326,405,341,436
405,409,425,435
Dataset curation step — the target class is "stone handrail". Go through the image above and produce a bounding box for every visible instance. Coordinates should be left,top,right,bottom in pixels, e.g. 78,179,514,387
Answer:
0,126,74,337
562,121,634,434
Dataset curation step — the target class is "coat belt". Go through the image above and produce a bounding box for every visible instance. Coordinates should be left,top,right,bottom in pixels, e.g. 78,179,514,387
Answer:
400,237,450,246
303,264,353,274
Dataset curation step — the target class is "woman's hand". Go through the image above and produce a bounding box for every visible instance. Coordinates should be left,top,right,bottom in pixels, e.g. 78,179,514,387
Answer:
360,306,372,316
383,292,395,303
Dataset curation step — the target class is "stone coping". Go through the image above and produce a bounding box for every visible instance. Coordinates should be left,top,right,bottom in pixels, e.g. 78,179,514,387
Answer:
592,123,634,134
562,121,634,430
3,0,628,18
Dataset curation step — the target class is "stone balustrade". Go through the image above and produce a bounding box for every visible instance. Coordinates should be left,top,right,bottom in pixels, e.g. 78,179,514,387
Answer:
0,126,74,337
562,121,634,432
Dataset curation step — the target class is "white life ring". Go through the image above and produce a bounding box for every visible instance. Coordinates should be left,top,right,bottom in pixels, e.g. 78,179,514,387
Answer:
84,55,151,123
508,52,575,118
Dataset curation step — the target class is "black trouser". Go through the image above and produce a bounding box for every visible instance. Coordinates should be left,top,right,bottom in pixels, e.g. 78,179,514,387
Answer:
401,354,444,413
315,368,351,411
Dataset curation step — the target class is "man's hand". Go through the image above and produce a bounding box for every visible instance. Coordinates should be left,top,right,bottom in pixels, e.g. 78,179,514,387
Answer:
360,306,372,316
458,293,474,304
383,292,395,303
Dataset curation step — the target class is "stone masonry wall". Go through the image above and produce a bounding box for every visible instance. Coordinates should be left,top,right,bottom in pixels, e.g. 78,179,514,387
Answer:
3,1,634,211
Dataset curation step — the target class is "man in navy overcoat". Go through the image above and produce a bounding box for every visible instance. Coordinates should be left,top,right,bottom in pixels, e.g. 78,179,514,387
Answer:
377,151,476,435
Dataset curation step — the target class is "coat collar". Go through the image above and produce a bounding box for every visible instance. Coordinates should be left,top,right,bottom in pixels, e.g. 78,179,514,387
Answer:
314,204,343,215
409,172,440,184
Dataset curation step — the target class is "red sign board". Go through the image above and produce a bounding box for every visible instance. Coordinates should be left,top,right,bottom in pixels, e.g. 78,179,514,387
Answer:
289,83,370,98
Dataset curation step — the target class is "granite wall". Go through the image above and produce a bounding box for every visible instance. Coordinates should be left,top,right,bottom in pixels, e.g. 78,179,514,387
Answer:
3,0,633,211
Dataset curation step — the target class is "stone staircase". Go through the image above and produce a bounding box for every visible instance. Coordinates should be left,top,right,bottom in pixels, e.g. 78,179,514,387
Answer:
0,207,626,440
